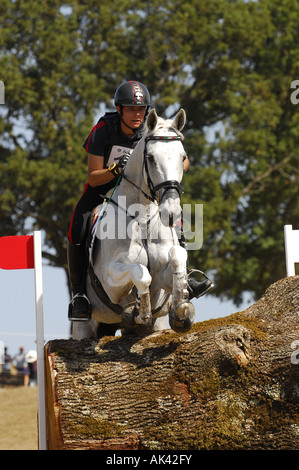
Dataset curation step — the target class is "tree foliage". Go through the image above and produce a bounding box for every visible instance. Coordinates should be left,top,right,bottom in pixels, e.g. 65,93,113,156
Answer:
1,0,299,304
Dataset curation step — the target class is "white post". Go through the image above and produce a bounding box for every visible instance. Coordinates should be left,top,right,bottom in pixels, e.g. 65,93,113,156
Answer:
284,225,296,276
33,231,47,450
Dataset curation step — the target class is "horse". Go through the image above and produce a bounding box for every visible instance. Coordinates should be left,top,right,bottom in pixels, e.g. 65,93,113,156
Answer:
72,108,195,340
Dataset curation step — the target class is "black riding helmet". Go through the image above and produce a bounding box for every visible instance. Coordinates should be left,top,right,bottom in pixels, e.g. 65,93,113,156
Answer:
114,80,151,133
114,80,151,108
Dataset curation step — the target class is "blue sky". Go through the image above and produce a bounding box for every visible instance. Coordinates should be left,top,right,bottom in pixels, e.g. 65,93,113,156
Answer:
0,265,70,358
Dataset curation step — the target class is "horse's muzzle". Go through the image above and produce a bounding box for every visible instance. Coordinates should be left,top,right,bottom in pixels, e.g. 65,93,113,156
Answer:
159,188,182,228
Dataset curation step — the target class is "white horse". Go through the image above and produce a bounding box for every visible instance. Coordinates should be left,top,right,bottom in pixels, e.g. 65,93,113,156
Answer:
72,108,195,339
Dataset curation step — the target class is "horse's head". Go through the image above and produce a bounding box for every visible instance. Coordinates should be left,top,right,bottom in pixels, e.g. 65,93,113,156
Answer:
142,109,187,227
146,108,186,134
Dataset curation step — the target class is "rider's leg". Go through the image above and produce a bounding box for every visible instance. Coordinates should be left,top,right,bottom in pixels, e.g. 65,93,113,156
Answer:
67,240,91,321
67,184,102,321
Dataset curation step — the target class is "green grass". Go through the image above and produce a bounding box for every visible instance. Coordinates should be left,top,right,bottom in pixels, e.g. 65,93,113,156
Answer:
0,386,38,450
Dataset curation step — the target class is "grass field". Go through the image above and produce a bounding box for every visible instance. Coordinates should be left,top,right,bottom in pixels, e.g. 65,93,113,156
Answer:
0,386,38,450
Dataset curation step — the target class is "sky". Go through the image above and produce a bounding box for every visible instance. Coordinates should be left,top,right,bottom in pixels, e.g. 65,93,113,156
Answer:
0,258,253,360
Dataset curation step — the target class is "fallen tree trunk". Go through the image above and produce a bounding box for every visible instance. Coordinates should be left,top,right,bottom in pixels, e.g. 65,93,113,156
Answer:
45,276,299,450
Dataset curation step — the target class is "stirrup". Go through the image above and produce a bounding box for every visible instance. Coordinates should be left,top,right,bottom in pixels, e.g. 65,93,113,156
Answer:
187,268,210,281
187,269,214,299
68,293,92,321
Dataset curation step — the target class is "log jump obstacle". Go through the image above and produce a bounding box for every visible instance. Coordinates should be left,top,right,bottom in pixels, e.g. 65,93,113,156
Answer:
44,277,299,450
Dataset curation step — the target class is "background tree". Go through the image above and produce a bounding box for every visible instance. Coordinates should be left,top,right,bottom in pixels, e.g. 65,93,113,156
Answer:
1,0,299,305
181,0,299,304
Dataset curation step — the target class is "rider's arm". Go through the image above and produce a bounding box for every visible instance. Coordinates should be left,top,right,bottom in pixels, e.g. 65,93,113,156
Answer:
184,156,190,172
88,153,115,187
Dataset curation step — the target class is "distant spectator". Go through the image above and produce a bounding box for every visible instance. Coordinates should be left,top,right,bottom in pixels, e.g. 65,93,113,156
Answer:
24,350,37,387
12,347,28,385
2,347,11,373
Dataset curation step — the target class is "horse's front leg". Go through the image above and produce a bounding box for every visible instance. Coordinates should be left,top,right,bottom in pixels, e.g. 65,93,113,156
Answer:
168,245,195,332
72,317,98,340
106,261,152,326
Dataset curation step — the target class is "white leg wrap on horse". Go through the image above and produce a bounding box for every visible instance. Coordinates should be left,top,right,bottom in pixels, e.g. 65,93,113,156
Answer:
106,262,151,303
134,291,152,326
107,261,152,325
168,245,193,321
132,264,152,295
134,263,152,325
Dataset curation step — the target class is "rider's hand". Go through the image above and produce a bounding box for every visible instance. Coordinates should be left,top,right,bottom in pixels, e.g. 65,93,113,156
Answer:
116,153,130,173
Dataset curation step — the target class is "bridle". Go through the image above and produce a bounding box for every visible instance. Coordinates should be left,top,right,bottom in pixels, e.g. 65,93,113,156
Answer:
122,134,183,204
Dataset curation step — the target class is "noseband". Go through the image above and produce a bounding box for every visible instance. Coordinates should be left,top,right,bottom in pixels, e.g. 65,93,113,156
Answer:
143,135,183,202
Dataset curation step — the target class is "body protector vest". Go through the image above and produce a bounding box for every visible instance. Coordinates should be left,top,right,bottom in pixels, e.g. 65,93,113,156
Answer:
99,112,145,167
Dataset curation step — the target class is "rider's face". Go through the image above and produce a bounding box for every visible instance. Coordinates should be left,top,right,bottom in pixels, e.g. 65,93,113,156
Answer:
117,105,147,134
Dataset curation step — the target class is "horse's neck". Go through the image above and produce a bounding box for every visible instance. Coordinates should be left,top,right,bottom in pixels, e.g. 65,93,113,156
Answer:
112,133,180,245
117,141,149,206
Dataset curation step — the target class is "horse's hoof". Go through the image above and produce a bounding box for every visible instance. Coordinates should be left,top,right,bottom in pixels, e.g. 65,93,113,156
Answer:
169,304,194,333
134,313,152,326
122,308,138,326
122,309,152,327
169,315,193,333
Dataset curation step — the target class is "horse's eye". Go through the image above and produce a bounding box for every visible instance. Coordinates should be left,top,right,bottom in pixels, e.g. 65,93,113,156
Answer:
147,153,154,163
183,154,187,161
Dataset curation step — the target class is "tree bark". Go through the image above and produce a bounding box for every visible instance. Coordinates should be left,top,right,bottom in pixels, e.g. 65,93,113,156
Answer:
45,276,299,450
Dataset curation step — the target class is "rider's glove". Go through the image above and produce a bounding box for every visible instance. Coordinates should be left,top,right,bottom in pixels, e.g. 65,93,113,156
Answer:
108,153,130,177
116,152,130,172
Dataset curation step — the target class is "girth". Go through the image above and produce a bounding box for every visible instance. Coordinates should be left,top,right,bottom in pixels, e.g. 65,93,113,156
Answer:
89,263,124,316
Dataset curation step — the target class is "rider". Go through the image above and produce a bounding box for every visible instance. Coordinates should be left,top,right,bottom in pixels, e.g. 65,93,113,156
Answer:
67,80,212,321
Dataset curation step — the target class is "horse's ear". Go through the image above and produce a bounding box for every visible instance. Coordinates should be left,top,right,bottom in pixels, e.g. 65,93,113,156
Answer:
173,108,186,132
147,108,158,131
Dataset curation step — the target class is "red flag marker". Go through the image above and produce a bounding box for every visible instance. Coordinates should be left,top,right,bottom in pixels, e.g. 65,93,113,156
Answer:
0,235,34,269
0,232,46,449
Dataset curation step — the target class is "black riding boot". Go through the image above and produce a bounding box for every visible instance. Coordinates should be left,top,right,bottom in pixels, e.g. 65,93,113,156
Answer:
187,275,214,300
67,241,91,321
